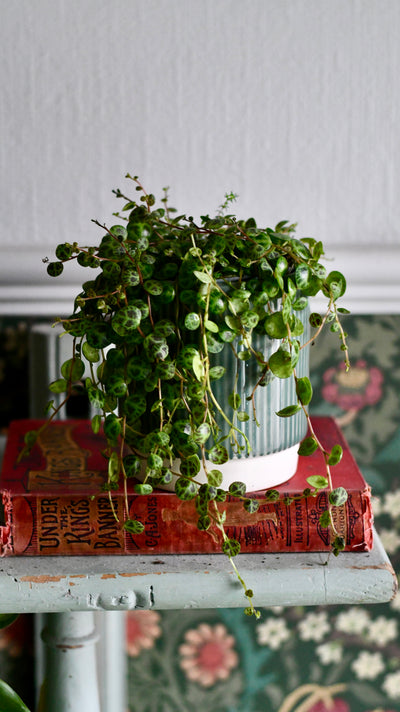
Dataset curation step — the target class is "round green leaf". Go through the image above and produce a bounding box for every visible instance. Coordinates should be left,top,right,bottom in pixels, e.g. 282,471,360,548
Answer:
155,360,176,380
144,333,169,361
124,519,145,534
205,319,219,333
237,349,251,361
264,489,280,501
49,378,68,393
319,510,332,528
194,423,211,444
276,404,301,418
24,430,38,447
197,515,211,531
206,334,225,354
82,342,100,363
175,478,198,501
154,468,173,486
194,269,213,284
122,266,140,287
329,486,348,506
127,356,151,381
123,455,141,478
184,312,201,331
55,243,73,261
180,455,201,478
228,481,247,497
243,498,260,513
228,392,241,410
222,538,241,557
297,436,318,456
47,261,64,277
91,414,102,434
208,444,229,465
309,312,323,328
332,535,346,555
192,353,205,381
269,349,293,378
134,483,154,495
103,414,121,440
144,279,163,295
209,291,226,315
86,323,111,350
111,306,141,336
295,263,311,290
296,376,313,406
198,483,217,501
324,270,347,299
241,310,259,330
328,444,343,466
237,411,250,422
87,386,105,409
307,475,328,490
104,376,128,398
209,366,226,380
146,453,163,472
207,469,223,487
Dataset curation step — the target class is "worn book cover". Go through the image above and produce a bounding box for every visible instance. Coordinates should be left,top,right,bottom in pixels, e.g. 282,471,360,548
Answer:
0,417,373,556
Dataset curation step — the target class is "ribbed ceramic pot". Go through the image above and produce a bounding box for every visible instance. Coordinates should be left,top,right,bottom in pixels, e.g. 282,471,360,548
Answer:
205,304,310,490
156,304,311,494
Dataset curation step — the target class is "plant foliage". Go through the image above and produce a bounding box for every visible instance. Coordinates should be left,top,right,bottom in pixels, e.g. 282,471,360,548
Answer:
26,175,350,615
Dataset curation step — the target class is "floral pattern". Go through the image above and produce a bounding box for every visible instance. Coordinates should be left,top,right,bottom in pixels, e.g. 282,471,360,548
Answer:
322,359,383,414
179,623,238,687
126,610,161,657
0,314,400,712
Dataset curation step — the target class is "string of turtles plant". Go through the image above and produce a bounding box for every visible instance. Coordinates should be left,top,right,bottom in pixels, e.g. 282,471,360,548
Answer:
22,174,350,617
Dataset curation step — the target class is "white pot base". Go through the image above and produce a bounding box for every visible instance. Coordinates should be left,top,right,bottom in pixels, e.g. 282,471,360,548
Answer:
152,444,300,493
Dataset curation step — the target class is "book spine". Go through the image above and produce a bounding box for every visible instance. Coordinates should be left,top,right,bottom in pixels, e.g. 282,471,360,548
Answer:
1,485,373,556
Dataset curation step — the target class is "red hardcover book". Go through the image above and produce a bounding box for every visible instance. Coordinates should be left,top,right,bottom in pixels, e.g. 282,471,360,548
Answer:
0,417,373,556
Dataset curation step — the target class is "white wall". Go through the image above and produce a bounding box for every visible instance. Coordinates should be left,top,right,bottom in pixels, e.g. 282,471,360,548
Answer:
1,0,399,314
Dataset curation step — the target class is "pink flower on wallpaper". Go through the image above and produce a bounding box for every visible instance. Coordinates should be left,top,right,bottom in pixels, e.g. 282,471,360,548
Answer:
126,610,161,657
322,359,383,412
308,698,350,712
179,623,239,687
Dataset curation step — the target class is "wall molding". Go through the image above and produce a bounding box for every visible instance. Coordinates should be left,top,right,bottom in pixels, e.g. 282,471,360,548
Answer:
0,246,399,316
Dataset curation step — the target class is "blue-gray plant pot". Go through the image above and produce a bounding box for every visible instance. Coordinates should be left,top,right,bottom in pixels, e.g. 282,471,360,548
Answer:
204,304,310,490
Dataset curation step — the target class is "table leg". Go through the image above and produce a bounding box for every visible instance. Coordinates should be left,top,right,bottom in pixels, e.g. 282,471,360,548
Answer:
40,611,101,711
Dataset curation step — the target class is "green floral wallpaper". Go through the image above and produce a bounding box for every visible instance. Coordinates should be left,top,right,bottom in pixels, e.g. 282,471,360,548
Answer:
0,314,399,711
124,314,400,712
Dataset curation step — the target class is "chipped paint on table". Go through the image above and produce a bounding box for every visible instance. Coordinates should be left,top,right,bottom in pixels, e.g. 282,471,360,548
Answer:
0,529,396,614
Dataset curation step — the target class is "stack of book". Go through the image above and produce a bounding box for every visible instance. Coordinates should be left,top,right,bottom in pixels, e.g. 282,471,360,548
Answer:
0,417,373,557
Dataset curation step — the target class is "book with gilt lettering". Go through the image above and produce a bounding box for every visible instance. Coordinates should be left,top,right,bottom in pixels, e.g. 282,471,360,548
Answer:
0,417,373,556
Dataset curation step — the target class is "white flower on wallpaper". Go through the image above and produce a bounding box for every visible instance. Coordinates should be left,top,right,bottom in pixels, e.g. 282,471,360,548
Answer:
366,615,398,646
382,670,400,699
378,528,400,554
256,618,291,649
382,489,400,517
297,612,330,642
335,607,371,635
351,651,385,680
316,641,343,665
